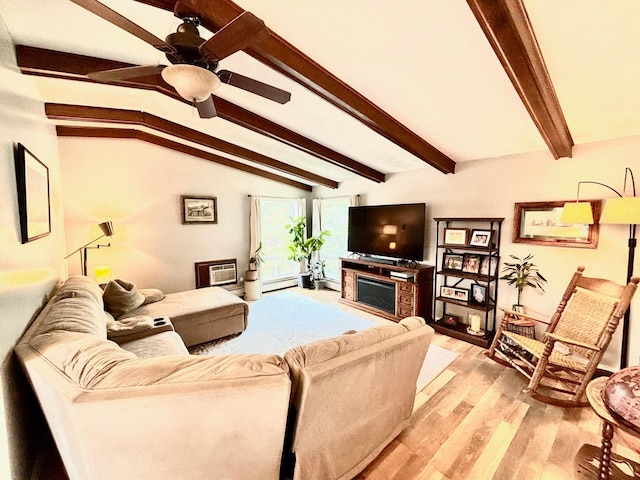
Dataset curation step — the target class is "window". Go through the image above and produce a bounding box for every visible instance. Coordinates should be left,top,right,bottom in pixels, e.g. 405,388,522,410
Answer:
313,196,358,282
251,196,305,285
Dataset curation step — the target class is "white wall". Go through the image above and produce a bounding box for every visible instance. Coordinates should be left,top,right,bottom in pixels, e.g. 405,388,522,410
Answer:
0,14,66,480
316,137,640,370
58,137,312,294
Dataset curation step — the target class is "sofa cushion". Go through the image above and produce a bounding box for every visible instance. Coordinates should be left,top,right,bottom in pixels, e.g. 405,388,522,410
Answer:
103,279,145,317
119,331,189,358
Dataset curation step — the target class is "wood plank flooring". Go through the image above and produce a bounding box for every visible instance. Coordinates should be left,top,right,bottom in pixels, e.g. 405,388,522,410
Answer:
295,287,640,480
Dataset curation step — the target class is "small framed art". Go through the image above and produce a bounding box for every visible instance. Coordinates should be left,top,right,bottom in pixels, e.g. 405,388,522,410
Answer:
443,314,460,327
470,284,488,306
469,229,493,247
479,256,498,277
181,195,218,224
14,143,51,243
440,286,469,302
443,228,469,246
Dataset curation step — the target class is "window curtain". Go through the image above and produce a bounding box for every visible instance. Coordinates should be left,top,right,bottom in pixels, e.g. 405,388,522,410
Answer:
249,195,262,264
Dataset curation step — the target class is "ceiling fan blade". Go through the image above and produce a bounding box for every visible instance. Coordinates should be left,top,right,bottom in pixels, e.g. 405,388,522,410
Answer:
199,11,268,62
70,0,176,54
218,70,291,104
196,96,217,119
88,65,166,82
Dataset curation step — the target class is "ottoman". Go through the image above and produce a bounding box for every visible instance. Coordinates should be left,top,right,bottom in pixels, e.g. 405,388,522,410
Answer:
119,287,248,347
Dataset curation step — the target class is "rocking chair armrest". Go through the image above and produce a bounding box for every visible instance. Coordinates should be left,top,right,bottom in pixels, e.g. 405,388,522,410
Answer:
499,307,550,325
544,332,601,352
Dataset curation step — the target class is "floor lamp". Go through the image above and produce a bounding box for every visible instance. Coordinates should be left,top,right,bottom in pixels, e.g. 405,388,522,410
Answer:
64,221,115,276
561,168,640,369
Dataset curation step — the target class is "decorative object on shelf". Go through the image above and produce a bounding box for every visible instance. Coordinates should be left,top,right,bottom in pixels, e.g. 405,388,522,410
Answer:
560,167,640,369
14,143,51,243
181,195,217,224
479,256,498,277
499,254,546,311
443,228,469,245
513,200,601,248
443,314,459,327
286,216,330,289
443,253,464,271
469,229,493,247
440,286,469,302
462,253,481,274
65,221,115,276
468,313,482,333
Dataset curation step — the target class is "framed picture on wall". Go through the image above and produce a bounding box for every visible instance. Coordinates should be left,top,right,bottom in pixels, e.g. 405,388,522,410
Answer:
14,143,51,243
181,195,218,224
443,228,469,246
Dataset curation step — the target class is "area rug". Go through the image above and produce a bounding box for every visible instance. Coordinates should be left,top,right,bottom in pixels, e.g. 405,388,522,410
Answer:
189,291,458,391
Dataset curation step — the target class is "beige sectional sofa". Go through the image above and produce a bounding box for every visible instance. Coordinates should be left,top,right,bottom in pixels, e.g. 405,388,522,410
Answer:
15,275,434,480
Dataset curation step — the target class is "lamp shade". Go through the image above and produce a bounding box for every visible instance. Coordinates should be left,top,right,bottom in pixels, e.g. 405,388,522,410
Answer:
600,197,640,224
561,202,594,224
98,221,114,237
161,64,221,102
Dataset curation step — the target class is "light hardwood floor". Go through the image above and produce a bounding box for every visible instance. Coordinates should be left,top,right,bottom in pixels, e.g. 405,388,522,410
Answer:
293,287,640,480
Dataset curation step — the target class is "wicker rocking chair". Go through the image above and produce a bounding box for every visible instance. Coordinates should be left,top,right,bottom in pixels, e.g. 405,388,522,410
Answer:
488,266,639,407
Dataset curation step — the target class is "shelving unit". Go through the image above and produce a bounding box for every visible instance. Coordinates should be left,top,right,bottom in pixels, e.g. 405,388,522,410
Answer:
432,217,504,347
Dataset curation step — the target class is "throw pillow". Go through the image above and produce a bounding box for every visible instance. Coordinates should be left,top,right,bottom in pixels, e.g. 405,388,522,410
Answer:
103,279,145,318
139,288,165,305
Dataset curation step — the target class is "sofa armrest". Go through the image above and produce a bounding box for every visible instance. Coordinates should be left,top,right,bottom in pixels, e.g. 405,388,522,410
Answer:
106,315,174,344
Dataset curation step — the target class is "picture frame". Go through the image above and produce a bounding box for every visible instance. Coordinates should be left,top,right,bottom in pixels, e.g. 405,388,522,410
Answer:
462,253,482,274
442,253,464,271
443,313,460,327
470,284,488,306
443,228,469,246
513,200,601,248
469,229,493,247
479,255,498,277
182,195,218,224
440,286,469,302
14,143,51,243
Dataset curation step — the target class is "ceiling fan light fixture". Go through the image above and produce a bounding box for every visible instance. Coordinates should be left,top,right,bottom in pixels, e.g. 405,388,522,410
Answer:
161,64,221,102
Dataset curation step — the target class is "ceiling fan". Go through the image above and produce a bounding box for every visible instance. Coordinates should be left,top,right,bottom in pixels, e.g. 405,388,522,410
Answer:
70,0,291,118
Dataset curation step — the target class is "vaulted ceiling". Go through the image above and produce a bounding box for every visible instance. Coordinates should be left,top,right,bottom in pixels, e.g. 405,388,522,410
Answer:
2,0,640,190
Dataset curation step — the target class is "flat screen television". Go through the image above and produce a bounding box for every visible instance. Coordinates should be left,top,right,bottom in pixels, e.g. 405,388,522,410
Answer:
348,203,426,262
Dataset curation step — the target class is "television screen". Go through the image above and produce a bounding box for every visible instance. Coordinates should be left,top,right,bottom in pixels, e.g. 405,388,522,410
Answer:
348,203,426,261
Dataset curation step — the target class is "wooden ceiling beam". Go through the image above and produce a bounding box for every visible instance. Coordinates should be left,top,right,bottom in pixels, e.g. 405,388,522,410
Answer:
56,125,312,191
46,103,338,188
466,0,573,159
16,45,383,183
133,0,457,174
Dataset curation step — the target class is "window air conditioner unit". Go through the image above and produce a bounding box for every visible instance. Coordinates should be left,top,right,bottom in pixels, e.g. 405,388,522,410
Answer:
209,263,237,286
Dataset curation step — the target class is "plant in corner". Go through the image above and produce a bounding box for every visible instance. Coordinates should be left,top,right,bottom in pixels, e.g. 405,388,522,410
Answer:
285,216,330,288
499,254,547,310
245,242,265,281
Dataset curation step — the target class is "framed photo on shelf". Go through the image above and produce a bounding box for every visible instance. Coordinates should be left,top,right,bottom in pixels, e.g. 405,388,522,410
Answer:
462,253,482,274
14,143,51,244
442,253,464,271
470,284,488,306
440,286,469,302
181,195,218,224
469,229,493,247
479,256,498,277
443,228,469,246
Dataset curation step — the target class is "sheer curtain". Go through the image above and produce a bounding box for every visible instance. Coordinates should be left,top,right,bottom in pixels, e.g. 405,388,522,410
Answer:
312,195,359,288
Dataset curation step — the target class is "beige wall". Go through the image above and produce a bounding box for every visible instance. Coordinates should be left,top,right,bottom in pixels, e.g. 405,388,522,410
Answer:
0,15,66,480
315,136,640,370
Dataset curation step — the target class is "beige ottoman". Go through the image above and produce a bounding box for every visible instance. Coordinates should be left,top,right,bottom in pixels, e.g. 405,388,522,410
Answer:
120,287,248,347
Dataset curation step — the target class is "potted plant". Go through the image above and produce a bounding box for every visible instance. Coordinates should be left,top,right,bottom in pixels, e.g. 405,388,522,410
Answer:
499,254,547,311
311,259,326,290
245,242,265,281
286,216,330,288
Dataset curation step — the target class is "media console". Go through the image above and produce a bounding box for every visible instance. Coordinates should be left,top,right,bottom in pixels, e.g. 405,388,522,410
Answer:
339,257,434,323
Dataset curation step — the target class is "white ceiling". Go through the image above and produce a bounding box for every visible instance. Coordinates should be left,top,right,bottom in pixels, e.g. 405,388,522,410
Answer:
2,0,640,187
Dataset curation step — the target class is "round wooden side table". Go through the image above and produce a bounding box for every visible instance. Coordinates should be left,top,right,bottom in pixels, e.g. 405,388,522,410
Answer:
574,377,640,479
